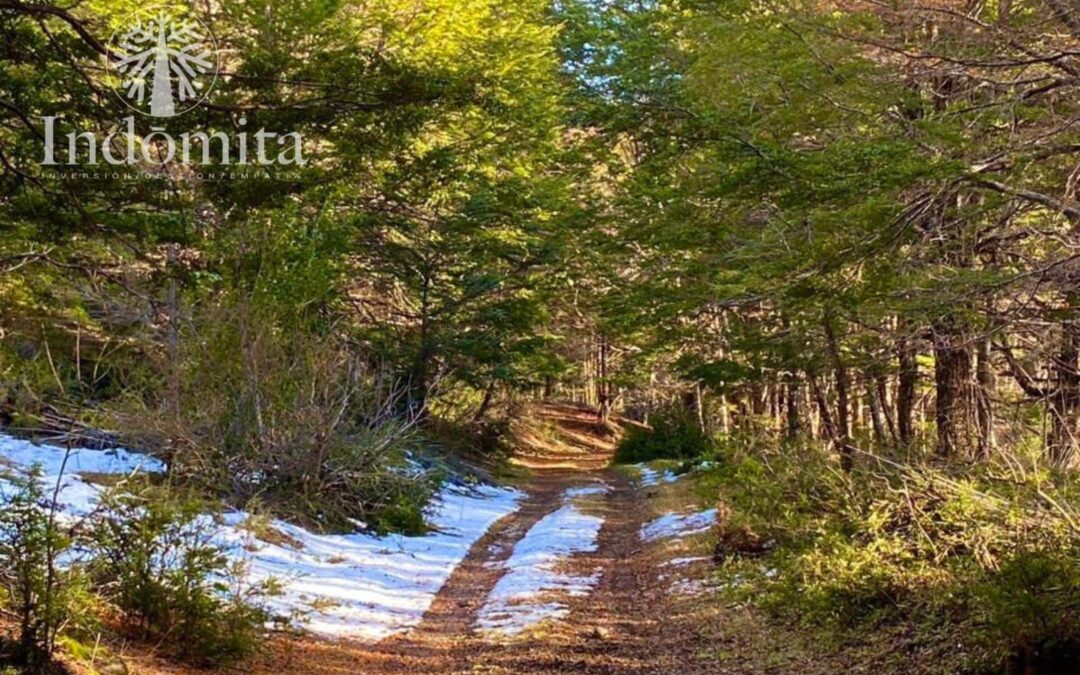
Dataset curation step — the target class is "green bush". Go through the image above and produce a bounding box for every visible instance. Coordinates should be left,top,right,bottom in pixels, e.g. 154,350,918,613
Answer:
977,551,1080,673
89,487,274,666
615,405,714,464
0,467,93,675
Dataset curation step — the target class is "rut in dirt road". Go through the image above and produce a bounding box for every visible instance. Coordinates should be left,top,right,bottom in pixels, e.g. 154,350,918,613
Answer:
251,402,710,674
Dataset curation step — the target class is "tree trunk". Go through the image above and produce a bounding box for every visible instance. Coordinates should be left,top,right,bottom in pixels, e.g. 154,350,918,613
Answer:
932,316,978,458
865,371,886,444
474,380,496,423
750,381,767,416
166,243,180,421
875,372,898,444
809,373,838,446
597,338,611,423
975,335,996,458
897,334,918,447
824,315,854,471
785,371,801,439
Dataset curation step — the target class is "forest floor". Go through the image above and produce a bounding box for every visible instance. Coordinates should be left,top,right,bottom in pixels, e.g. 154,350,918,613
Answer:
114,403,904,675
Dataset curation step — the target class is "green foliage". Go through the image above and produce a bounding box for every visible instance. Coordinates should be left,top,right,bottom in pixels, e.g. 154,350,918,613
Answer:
615,405,714,464
0,467,90,674
89,487,273,665
977,552,1080,673
705,440,1080,672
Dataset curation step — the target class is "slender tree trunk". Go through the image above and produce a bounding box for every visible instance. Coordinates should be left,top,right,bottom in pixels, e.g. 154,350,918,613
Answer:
406,273,435,419
474,380,496,423
865,371,886,444
876,372,898,444
975,335,996,458
824,315,854,470
695,382,706,431
932,316,978,458
597,338,612,423
166,243,180,421
785,371,801,439
751,381,767,416
897,333,918,447
809,373,838,446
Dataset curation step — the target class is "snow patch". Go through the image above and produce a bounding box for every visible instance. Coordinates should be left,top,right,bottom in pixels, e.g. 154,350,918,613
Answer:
0,434,165,516
218,482,521,640
662,556,710,567
635,464,678,487
671,578,706,595
641,508,717,542
0,432,523,641
564,482,610,498
477,489,605,635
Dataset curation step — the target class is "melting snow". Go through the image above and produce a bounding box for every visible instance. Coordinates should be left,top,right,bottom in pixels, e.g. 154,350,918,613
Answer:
635,464,679,487
662,556,710,567
670,578,706,595
0,433,522,641
477,489,604,635
0,434,166,517
218,482,521,639
640,508,717,542
564,481,610,498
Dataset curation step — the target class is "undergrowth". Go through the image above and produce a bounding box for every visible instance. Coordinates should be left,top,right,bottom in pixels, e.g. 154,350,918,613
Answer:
116,303,442,535
703,438,1080,674
615,405,714,464
0,476,275,671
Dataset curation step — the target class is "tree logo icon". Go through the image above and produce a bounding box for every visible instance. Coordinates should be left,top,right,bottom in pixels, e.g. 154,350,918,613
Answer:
107,8,218,118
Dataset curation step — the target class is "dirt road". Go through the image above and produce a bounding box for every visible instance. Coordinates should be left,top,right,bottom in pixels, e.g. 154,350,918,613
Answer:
250,404,706,674
132,403,714,674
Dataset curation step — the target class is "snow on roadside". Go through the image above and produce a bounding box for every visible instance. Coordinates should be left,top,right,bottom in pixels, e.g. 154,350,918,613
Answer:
661,556,710,567
0,434,165,516
477,488,605,636
0,432,523,641
641,508,717,542
217,482,522,640
564,480,611,498
635,464,679,487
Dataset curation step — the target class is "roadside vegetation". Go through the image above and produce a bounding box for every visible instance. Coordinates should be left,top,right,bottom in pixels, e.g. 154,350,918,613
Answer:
704,437,1080,674
0,473,274,673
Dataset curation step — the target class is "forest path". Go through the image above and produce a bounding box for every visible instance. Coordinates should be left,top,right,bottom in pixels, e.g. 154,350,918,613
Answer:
240,403,708,674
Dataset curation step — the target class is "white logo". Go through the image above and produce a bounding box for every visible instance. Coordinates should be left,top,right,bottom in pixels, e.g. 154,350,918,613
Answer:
108,9,217,118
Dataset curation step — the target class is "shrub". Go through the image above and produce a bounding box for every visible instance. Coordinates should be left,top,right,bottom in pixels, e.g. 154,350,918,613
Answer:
615,405,714,463
128,303,436,534
89,487,274,665
0,466,91,674
977,551,1080,674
